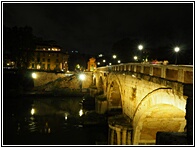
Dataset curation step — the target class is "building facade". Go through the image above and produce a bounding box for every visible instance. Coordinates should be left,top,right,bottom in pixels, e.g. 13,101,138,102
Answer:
87,57,97,71
29,44,69,72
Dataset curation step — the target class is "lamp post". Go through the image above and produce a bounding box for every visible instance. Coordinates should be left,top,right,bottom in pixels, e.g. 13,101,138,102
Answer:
79,73,85,92
174,47,180,65
138,45,143,50
112,55,117,64
138,44,143,62
133,56,138,62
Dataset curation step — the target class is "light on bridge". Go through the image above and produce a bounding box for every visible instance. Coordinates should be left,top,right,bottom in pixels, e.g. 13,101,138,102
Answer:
138,45,143,50
174,46,180,65
174,47,180,52
134,56,138,61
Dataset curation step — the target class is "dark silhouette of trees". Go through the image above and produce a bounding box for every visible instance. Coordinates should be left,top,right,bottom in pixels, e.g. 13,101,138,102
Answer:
4,26,36,69
68,51,90,71
111,38,151,63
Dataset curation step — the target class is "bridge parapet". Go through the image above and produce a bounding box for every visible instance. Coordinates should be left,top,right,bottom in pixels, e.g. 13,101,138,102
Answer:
96,63,193,84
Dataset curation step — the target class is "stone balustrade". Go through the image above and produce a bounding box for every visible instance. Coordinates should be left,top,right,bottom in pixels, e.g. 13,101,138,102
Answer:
96,63,193,84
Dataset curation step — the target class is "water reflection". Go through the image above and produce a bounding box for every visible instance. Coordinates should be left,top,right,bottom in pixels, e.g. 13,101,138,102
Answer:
31,108,35,115
4,96,108,145
64,112,68,120
79,109,84,116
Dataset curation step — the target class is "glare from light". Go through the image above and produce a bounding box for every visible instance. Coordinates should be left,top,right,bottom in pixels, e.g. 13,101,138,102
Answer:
138,45,143,50
32,73,37,79
103,59,106,63
31,108,35,115
113,55,117,59
79,109,84,116
118,60,121,63
174,47,180,52
109,63,112,65
79,74,85,81
97,62,100,65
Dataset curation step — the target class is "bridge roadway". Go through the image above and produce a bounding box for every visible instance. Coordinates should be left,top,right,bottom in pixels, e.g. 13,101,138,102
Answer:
94,63,193,145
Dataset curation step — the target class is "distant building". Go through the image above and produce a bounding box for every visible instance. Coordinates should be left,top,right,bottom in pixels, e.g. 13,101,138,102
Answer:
29,43,69,72
87,57,97,71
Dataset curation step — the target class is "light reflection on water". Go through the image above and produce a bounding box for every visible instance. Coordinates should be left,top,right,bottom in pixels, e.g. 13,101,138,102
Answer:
4,96,108,145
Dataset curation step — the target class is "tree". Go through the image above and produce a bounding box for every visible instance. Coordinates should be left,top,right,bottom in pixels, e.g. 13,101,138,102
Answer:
3,26,36,69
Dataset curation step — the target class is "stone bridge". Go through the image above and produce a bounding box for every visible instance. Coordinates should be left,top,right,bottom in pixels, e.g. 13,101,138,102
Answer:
94,63,193,145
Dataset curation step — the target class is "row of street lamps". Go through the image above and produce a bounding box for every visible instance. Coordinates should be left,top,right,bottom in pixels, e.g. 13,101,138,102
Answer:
134,44,180,64
97,45,180,66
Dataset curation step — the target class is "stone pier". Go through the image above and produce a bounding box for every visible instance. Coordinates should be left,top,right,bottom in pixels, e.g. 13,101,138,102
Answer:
108,115,133,145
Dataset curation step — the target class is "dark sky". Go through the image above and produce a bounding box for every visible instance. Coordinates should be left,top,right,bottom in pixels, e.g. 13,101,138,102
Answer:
3,2,193,55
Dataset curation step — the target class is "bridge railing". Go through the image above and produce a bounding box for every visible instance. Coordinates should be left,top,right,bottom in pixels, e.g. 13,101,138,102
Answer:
96,63,193,84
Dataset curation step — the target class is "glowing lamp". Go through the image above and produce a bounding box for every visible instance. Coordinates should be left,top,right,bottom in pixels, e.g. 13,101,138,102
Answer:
138,45,143,50
32,73,37,79
174,47,180,52
79,74,85,81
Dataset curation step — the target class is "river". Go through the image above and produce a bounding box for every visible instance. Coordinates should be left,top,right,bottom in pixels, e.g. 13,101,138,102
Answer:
3,95,108,145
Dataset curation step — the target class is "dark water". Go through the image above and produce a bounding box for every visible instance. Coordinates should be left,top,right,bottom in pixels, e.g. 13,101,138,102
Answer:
3,96,108,145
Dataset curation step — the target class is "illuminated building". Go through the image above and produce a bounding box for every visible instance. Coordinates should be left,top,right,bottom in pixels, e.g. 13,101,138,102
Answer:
29,43,69,72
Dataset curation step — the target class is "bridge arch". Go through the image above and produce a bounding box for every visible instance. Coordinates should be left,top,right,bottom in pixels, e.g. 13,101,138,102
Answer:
132,88,186,145
106,74,123,111
96,75,104,93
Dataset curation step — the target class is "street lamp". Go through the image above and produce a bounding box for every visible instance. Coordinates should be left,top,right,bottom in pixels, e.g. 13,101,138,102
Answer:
32,73,37,79
133,56,138,61
138,45,143,50
112,55,117,64
79,73,85,91
174,47,180,65
138,44,143,62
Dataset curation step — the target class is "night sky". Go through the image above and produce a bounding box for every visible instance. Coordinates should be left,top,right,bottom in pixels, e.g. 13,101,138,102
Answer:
3,2,193,56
